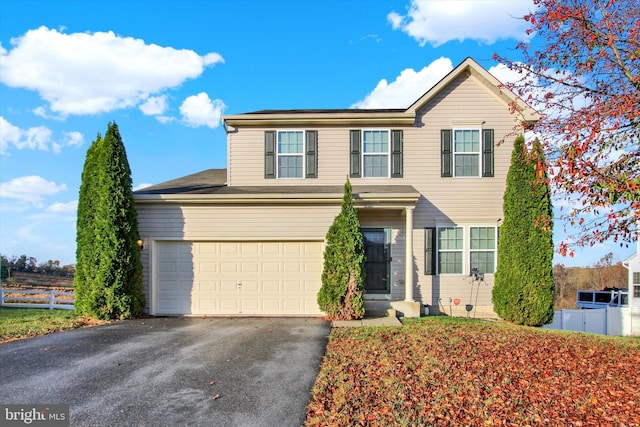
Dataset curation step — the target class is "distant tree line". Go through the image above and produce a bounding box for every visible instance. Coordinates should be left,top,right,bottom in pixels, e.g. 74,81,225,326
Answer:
553,252,628,309
0,254,75,278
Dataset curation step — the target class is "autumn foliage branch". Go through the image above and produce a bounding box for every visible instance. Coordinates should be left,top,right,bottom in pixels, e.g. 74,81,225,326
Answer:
494,0,639,255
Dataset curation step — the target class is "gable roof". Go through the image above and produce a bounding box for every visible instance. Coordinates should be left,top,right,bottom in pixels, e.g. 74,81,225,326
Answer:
406,57,540,124
222,57,539,129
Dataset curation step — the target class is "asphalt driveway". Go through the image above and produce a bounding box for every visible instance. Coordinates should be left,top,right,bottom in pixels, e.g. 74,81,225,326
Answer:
0,317,330,426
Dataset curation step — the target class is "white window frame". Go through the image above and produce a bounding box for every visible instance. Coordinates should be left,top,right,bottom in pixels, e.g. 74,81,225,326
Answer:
361,129,391,178
453,128,482,178
276,130,305,179
436,225,498,275
469,226,497,275
437,226,464,275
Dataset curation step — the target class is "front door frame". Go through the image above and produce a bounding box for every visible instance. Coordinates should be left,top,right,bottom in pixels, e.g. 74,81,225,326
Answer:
362,227,391,294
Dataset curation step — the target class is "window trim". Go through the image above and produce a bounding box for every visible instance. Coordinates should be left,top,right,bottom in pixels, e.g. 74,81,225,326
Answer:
361,129,391,178
452,128,482,178
437,226,464,275
468,226,497,275
434,225,498,275
276,129,305,179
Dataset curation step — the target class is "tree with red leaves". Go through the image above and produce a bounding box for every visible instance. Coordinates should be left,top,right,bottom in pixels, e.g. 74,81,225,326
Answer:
494,0,639,257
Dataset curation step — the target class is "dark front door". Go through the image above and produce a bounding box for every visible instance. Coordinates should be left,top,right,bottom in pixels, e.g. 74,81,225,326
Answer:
362,228,390,294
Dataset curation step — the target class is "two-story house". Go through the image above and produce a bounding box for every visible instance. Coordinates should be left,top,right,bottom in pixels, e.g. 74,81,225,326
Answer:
133,57,539,318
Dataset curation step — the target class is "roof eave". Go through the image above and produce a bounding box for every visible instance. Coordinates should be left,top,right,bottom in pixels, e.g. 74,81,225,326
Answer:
223,112,416,128
133,191,420,207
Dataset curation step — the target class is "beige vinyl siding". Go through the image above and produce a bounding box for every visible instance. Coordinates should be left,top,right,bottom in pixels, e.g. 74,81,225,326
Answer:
137,204,339,240
227,73,517,222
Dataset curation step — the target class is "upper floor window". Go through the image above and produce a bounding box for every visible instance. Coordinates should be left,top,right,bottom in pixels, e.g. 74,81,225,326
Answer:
441,128,494,178
350,129,403,179
454,129,481,177
265,130,317,179
363,130,389,178
277,131,304,178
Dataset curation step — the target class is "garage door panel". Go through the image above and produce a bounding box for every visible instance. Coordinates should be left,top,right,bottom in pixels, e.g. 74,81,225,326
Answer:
262,262,280,273
219,298,238,312
284,263,301,273
221,262,238,272
220,281,237,292
199,262,218,273
221,244,239,255
155,241,322,316
262,281,280,292
241,262,259,273
241,281,259,292
283,281,303,292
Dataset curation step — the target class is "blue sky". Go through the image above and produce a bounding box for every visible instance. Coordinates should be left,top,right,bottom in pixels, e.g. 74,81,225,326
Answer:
0,0,635,267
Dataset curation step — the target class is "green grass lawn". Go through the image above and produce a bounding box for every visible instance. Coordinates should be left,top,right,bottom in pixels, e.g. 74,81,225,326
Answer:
0,307,104,343
305,317,640,426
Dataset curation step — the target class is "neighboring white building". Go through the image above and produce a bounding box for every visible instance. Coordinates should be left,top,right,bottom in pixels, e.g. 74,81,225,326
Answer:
622,233,640,336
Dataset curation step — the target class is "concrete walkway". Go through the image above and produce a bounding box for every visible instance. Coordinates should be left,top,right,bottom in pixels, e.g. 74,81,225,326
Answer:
331,316,402,327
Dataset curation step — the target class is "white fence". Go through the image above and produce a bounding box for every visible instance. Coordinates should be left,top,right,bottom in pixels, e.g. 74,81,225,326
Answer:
0,288,75,310
543,307,632,336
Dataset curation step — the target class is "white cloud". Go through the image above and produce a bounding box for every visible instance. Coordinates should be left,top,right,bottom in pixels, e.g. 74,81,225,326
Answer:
0,26,225,116
179,92,226,128
351,57,453,109
139,95,169,116
46,200,78,213
63,131,84,148
0,116,84,155
0,175,67,206
388,0,534,47
156,116,175,124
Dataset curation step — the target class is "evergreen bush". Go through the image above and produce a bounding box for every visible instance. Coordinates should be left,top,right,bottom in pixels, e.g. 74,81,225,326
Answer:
493,136,554,326
318,180,365,320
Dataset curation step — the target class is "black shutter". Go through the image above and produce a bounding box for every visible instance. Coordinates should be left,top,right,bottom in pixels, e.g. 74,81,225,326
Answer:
350,130,361,178
264,131,276,179
441,129,453,177
425,227,436,275
305,130,318,178
391,130,403,178
482,129,494,177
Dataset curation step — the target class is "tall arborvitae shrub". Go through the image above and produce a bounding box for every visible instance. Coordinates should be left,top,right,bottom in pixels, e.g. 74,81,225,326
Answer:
318,180,365,320
74,134,101,315
75,123,145,319
521,138,554,325
493,136,554,326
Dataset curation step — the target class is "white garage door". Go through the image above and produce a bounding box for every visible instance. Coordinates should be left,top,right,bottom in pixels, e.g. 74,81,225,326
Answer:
154,241,323,316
